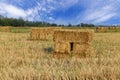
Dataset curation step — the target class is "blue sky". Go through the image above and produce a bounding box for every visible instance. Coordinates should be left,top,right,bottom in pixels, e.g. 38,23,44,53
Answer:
0,0,120,25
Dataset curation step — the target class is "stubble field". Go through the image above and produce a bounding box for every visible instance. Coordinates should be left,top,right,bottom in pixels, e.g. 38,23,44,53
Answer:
0,28,120,80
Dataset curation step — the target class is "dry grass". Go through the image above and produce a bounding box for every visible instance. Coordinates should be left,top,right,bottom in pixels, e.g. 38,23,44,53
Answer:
0,32,120,80
0,26,11,32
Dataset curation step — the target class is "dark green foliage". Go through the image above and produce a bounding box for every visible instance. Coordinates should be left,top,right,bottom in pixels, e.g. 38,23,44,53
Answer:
0,15,58,27
80,23,95,27
1,15,120,29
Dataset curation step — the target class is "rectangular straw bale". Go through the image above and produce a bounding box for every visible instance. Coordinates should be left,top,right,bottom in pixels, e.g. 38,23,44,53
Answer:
96,27,108,32
54,42,70,54
30,29,37,40
53,30,94,57
113,27,117,30
53,30,93,43
74,43,92,56
113,27,118,30
30,27,61,40
108,27,114,30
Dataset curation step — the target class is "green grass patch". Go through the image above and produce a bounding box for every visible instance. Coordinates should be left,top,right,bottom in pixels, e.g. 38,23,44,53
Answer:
10,27,31,33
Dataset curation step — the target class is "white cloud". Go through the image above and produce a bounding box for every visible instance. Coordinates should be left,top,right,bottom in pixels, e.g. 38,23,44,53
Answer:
76,0,120,24
94,13,116,23
59,0,79,9
84,5,115,21
47,0,54,2
0,2,26,18
49,17,55,20
0,2,41,21
1,0,58,21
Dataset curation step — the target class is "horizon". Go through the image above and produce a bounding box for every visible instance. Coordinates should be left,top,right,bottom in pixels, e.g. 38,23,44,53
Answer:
0,0,120,25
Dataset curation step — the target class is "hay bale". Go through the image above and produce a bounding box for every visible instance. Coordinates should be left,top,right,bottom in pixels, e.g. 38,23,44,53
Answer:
30,28,40,40
107,26,120,32
112,26,119,30
54,42,70,53
53,30,94,57
108,27,115,30
74,43,92,56
96,27,108,32
0,26,11,32
30,27,61,40
53,30,94,43
114,27,118,30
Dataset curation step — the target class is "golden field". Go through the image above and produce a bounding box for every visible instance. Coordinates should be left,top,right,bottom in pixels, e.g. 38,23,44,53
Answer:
0,28,120,80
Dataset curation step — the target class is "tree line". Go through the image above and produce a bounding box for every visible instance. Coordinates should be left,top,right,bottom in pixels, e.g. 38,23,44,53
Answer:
0,15,56,27
0,15,95,27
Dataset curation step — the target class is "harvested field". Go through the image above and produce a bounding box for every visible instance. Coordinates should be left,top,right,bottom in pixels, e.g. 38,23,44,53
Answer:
0,30,120,79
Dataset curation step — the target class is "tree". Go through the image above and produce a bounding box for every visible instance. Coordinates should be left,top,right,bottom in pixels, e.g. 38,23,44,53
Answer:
51,23,57,26
68,23,72,27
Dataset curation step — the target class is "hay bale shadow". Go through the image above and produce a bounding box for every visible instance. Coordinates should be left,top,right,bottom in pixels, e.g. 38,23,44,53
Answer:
43,47,53,54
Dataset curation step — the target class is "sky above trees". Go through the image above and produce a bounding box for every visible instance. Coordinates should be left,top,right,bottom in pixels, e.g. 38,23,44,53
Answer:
0,0,120,25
